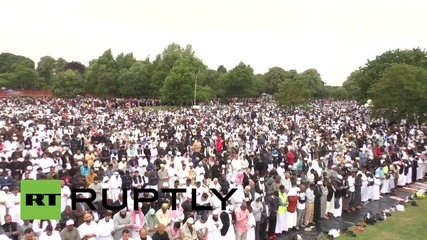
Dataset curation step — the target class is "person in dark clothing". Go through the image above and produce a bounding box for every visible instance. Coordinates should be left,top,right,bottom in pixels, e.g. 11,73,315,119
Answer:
152,224,170,240
268,191,279,237
2,214,20,240
313,181,322,224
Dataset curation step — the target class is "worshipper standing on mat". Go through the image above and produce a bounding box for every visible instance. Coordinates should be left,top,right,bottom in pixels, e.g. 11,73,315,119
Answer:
246,206,256,240
250,193,263,240
347,170,356,212
320,180,328,219
304,184,315,226
313,181,322,224
235,202,250,240
287,183,299,230
372,174,381,201
275,185,288,235
354,172,363,209
268,191,279,238
296,184,307,229
333,175,343,217
325,180,336,218
220,205,236,240
361,170,369,205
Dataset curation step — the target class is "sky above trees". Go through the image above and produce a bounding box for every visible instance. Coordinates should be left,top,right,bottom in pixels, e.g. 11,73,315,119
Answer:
2,0,427,86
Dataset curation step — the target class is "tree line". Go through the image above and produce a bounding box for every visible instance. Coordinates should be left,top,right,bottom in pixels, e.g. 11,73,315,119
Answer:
343,48,427,122
0,43,346,106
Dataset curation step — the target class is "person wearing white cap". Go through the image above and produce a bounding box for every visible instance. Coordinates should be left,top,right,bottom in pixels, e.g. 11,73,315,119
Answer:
206,210,223,240
60,219,81,240
22,166,36,180
179,217,197,240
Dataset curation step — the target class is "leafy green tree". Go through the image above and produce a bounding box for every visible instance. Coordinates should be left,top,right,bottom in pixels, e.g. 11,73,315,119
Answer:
160,57,203,105
150,43,196,96
217,65,227,73
36,56,56,88
64,61,86,74
224,62,256,97
369,64,427,122
85,49,120,97
351,48,427,101
118,60,152,97
324,86,350,99
0,53,35,73
343,70,363,100
275,80,311,107
55,58,68,74
297,68,325,97
263,67,288,94
51,70,86,97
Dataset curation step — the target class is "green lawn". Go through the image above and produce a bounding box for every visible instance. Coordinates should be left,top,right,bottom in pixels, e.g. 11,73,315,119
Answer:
339,197,427,239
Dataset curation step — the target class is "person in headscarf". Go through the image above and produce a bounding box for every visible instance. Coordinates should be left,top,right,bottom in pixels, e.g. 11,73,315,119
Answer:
130,204,145,239
220,205,236,240
144,209,158,237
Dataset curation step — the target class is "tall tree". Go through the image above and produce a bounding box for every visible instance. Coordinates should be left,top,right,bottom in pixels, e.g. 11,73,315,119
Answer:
36,56,56,88
298,68,325,97
275,80,311,107
217,65,227,73
369,64,427,122
55,57,68,74
224,62,256,97
118,60,152,97
85,49,120,97
352,48,427,101
64,61,86,74
263,67,288,94
51,69,86,97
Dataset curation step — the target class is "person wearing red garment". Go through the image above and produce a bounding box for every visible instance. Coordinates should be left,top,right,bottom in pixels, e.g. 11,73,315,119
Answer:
216,135,223,154
286,180,299,230
286,150,295,168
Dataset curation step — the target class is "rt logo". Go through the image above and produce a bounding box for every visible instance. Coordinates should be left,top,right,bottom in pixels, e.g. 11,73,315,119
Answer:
21,180,62,220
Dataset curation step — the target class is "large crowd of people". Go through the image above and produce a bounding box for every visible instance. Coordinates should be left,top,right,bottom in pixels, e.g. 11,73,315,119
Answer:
0,97,425,240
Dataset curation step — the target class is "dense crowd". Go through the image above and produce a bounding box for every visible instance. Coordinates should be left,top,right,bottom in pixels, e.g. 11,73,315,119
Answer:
0,97,425,240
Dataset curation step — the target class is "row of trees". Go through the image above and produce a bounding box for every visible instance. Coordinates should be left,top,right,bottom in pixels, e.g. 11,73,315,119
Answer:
343,48,427,122
0,43,347,105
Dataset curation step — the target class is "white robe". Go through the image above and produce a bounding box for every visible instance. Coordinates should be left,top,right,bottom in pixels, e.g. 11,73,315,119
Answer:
33,220,58,235
96,218,114,240
417,160,425,180
61,186,71,212
6,193,22,225
207,215,223,240
247,213,256,240
38,231,61,240
0,191,7,225
109,175,122,202
78,221,99,240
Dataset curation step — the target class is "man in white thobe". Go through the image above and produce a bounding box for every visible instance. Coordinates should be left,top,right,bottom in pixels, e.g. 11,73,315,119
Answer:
61,180,71,213
78,213,99,240
109,172,122,202
0,189,7,225
207,210,223,240
6,188,22,225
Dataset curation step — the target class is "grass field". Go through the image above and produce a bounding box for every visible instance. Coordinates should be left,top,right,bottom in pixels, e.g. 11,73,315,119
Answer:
339,197,427,239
